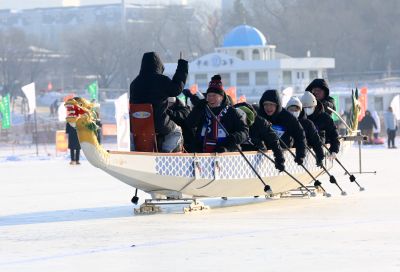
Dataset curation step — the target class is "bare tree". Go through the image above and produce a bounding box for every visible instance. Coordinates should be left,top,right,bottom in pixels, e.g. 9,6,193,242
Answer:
63,25,124,88
233,0,400,76
0,28,31,97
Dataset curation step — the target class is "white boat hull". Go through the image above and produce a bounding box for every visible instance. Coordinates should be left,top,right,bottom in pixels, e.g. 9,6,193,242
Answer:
92,139,351,197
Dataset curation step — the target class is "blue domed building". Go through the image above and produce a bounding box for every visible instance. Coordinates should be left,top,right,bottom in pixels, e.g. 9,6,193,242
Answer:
223,25,267,47
164,24,335,100
218,25,275,61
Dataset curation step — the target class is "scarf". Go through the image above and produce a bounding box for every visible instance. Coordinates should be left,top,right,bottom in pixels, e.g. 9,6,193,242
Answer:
201,105,229,152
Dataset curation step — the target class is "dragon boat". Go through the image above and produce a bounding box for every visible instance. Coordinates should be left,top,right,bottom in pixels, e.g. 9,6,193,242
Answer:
65,92,361,212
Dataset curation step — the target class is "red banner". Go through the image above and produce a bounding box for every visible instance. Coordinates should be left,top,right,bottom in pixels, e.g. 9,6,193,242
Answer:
102,124,117,136
238,95,247,103
190,84,198,95
358,87,368,121
63,93,75,102
225,86,237,104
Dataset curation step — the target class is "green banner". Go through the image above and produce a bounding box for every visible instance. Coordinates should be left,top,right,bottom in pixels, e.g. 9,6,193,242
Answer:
87,81,98,101
0,94,11,129
331,94,340,121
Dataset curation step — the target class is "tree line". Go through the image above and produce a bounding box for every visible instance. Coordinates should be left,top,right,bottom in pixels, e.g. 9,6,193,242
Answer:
228,0,400,76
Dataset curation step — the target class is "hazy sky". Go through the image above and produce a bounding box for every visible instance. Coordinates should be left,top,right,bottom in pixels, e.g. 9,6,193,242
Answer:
0,0,216,10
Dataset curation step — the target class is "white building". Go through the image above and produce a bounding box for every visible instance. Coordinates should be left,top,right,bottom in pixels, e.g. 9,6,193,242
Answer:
164,24,335,100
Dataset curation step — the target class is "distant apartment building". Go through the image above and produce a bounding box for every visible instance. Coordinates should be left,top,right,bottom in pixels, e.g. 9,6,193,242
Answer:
0,2,193,47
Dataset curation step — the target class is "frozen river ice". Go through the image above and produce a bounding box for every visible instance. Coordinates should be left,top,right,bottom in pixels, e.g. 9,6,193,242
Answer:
1,145,400,271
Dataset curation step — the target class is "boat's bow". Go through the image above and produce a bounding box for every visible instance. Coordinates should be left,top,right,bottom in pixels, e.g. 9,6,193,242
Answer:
65,97,109,168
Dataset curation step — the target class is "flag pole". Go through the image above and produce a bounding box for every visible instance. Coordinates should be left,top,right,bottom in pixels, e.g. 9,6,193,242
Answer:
34,109,39,156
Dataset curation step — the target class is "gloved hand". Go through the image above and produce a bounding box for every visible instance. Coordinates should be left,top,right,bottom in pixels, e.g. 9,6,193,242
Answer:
177,59,189,73
178,59,188,66
274,155,285,171
258,145,267,152
328,152,337,160
294,156,304,165
316,158,323,167
224,135,236,149
182,88,192,97
215,146,228,153
275,160,285,172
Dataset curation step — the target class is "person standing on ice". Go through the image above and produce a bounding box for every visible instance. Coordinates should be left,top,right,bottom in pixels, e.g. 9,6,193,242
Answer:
129,52,188,152
301,92,340,159
186,75,248,153
359,110,377,144
305,78,336,115
258,89,306,165
384,106,398,149
286,96,325,167
66,122,81,165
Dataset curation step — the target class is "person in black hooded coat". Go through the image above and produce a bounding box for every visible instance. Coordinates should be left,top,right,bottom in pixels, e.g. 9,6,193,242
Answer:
305,78,336,115
286,96,325,167
359,110,377,144
258,90,306,165
301,92,340,155
234,102,285,172
129,52,188,137
185,75,248,153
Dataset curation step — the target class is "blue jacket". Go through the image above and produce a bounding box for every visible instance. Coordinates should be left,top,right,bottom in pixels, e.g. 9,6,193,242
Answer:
384,111,397,130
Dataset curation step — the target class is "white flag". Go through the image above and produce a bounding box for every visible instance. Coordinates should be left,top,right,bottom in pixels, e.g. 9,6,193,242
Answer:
114,93,130,151
390,94,400,120
281,87,293,107
21,82,36,114
58,102,66,122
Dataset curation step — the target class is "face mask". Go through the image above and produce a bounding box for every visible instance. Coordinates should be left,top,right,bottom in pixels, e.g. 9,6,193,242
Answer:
304,107,315,116
290,111,300,118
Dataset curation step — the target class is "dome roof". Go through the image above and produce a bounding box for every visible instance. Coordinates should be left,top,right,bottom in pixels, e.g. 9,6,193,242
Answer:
222,25,267,47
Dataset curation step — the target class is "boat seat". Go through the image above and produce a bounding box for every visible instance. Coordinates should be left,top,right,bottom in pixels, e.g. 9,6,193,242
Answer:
130,103,158,152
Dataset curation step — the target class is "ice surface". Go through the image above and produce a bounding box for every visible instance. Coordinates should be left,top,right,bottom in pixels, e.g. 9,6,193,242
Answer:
1,146,400,272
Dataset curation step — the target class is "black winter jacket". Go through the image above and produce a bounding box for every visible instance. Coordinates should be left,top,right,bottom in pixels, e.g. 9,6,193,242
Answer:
185,95,249,152
359,115,377,130
129,52,188,135
258,90,306,161
66,123,81,150
166,99,195,152
307,101,340,153
234,103,284,165
298,110,324,163
167,99,190,128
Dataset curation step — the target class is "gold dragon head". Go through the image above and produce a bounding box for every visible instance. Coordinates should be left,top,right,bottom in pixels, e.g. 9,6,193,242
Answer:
65,97,99,132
